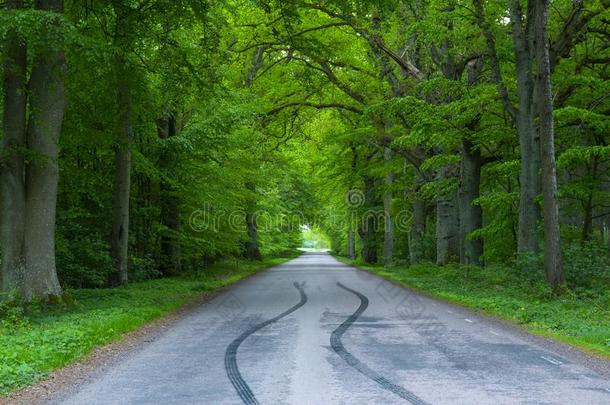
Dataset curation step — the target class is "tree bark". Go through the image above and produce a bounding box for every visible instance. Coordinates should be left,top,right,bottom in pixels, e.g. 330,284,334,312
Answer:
244,181,261,260
110,54,132,285
508,0,542,256
347,224,356,260
459,138,483,265
436,166,459,265
516,113,541,255
409,194,426,265
22,0,66,300
0,0,27,296
582,193,593,243
534,0,564,290
359,175,378,264
157,114,181,274
581,156,598,243
382,140,394,266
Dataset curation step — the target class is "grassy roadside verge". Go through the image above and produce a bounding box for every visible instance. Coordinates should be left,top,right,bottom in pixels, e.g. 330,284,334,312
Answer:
0,254,297,396
336,256,610,359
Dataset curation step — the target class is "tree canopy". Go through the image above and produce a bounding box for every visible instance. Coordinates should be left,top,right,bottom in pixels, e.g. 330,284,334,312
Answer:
1,0,609,300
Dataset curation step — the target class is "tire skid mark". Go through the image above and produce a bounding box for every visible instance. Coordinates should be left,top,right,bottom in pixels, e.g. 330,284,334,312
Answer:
225,282,307,405
332,282,430,405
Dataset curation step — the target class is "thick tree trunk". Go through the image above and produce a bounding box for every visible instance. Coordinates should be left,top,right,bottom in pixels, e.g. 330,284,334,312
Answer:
110,57,132,285
436,193,459,264
359,176,378,264
22,0,66,301
582,193,593,243
459,139,483,265
409,195,426,265
347,144,358,261
157,114,181,274
534,0,564,290
516,113,541,255
347,222,356,259
382,143,394,266
582,157,598,243
244,181,261,260
436,166,459,265
509,0,542,255
1,1,27,295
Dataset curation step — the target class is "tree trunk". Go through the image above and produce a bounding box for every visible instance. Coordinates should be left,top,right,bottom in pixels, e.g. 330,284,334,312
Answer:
436,193,459,264
582,156,598,243
516,112,541,255
347,222,356,259
436,166,459,265
22,0,66,301
508,0,542,256
459,138,483,265
582,193,593,243
534,0,564,290
409,195,426,265
347,144,358,261
0,0,27,296
244,181,261,260
382,143,394,266
359,176,378,264
110,55,132,285
157,114,181,274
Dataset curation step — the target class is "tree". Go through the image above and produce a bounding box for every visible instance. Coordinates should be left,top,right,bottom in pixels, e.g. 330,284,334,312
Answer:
1,0,66,301
534,0,564,289
1,0,27,296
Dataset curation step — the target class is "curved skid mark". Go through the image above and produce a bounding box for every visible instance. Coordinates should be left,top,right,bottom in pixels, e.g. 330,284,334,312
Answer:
225,282,308,405
332,282,430,405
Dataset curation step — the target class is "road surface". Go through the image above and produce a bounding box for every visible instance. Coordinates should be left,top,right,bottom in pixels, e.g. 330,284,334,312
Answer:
52,253,610,404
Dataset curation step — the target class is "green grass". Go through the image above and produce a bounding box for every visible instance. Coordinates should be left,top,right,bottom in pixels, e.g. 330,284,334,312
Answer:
337,257,610,359
0,255,296,396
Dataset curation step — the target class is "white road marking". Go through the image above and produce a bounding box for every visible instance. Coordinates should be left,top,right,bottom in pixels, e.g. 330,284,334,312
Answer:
447,310,454,314
464,318,474,323
540,355,563,365
490,330,500,336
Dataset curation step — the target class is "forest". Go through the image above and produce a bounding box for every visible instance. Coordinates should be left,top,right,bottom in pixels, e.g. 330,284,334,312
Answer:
0,0,610,395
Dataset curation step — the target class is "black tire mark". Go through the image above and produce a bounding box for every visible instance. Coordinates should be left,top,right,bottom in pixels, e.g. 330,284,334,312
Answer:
332,282,430,405
225,282,307,405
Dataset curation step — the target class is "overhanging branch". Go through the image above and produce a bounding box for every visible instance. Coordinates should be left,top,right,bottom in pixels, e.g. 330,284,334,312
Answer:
267,102,363,115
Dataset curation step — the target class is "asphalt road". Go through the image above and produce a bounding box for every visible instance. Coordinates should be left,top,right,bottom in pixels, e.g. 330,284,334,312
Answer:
53,253,610,404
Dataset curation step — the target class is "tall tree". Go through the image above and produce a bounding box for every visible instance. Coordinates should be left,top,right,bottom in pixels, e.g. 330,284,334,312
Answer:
22,0,66,300
109,2,134,285
157,113,182,274
0,0,27,296
534,0,564,290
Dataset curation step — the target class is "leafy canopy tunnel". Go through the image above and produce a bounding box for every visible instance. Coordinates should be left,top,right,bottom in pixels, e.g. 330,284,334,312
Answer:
1,0,609,302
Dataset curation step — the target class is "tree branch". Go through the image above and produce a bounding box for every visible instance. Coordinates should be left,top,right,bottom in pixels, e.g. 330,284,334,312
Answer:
472,0,517,120
267,102,363,115
550,0,610,71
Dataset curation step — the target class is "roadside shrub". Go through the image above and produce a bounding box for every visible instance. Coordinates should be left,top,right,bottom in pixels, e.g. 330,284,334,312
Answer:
563,242,610,291
56,231,113,288
0,292,29,330
130,254,162,282
513,252,545,285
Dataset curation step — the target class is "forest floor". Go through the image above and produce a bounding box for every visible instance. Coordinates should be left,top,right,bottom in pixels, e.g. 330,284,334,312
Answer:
336,257,610,360
0,254,298,399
